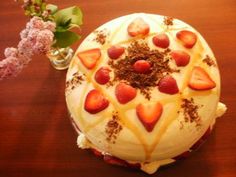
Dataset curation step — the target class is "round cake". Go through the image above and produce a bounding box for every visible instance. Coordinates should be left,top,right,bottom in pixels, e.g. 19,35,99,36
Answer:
65,13,227,174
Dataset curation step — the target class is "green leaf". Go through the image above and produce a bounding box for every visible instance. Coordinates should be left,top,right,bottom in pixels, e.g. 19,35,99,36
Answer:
41,2,47,12
55,26,68,32
54,31,81,48
54,6,83,28
24,10,31,16
34,0,42,4
46,4,58,14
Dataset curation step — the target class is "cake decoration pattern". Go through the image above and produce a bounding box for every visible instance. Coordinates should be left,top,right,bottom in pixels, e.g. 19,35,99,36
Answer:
65,13,227,174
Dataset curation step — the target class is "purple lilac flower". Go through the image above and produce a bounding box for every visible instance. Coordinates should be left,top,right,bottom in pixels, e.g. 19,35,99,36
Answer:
33,30,54,54
0,16,56,80
0,56,23,80
4,47,19,58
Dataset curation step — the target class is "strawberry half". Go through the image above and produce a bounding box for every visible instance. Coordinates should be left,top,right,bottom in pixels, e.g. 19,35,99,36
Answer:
176,30,197,49
133,60,151,74
158,75,179,95
84,89,109,114
107,45,125,59
77,48,101,69
152,33,170,48
171,50,190,67
115,82,137,104
94,67,111,85
188,66,216,90
91,148,103,157
127,17,150,37
136,102,163,132
104,155,129,167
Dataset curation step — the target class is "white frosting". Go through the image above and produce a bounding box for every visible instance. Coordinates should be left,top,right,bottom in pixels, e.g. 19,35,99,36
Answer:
66,13,226,174
77,133,90,149
216,102,227,118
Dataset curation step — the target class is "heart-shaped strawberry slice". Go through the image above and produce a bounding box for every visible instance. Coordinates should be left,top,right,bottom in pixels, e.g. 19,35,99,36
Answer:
127,17,150,37
136,102,163,132
188,66,216,90
94,67,111,85
107,45,125,59
152,33,170,48
133,60,151,74
171,50,190,67
115,83,137,104
176,30,197,49
158,75,179,95
84,89,109,114
77,48,101,69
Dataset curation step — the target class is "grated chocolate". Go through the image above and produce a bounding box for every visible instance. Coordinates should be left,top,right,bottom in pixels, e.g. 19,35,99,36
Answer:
105,112,123,144
108,40,176,99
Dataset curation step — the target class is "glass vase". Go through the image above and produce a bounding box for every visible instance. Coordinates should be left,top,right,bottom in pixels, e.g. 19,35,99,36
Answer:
47,47,74,70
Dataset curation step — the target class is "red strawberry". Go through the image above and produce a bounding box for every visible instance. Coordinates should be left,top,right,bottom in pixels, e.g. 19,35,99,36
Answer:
107,45,125,59
152,33,170,48
133,60,151,73
94,67,111,85
171,50,190,66
127,17,150,37
104,155,128,167
91,148,103,157
127,163,141,169
77,48,101,69
115,83,137,104
136,102,163,132
188,66,216,90
176,30,197,48
158,75,179,95
84,89,109,114
173,151,191,161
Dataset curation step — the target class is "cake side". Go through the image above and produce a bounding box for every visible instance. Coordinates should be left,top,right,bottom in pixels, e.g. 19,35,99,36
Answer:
65,13,226,174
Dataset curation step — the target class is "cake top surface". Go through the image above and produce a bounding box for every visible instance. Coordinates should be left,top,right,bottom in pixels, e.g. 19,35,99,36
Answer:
65,13,220,162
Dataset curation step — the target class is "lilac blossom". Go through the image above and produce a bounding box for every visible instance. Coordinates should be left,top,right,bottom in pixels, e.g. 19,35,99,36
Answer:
44,21,56,32
27,16,45,30
0,16,56,80
0,56,23,79
18,38,34,57
33,30,54,54
4,47,19,58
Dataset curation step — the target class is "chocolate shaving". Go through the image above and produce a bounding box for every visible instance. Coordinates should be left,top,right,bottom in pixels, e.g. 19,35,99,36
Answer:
105,112,123,144
66,72,84,92
203,55,216,67
93,29,108,45
180,98,201,126
164,16,174,26
108,40,177,99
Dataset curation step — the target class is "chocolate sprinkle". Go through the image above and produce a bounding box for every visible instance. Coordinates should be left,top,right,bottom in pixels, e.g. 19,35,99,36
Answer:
108,40,177,99
66,72,84,92
105,112,123,144
203,55,216,67
181,98,201,126
164,16,174,26
93,29,108,45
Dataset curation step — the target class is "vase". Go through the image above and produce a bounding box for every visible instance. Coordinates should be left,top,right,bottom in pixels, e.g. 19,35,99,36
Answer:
47,47,74,70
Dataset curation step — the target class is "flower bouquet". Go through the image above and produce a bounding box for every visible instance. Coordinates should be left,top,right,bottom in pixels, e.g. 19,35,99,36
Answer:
0,0,83,80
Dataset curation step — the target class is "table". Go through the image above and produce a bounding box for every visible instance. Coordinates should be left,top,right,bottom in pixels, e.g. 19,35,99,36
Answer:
0,0,235,177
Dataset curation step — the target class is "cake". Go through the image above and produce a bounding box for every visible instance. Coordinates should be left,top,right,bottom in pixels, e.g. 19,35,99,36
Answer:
65,13,227,174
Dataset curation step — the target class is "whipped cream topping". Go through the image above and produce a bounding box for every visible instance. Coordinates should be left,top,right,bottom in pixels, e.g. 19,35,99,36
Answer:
66,13,226,174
